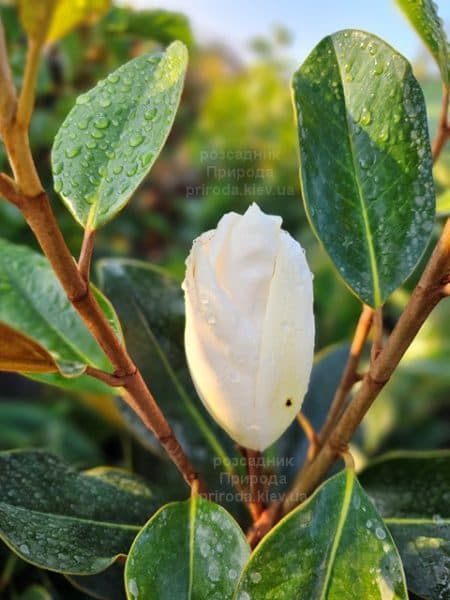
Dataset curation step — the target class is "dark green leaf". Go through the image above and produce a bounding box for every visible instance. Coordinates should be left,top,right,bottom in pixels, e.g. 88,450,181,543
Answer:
235,469,408,599
67,562,125,600
293,29,435,307
361,451,450,598
52,41,187,229
395,0,449,85
0,238,122,381
0,399,103,466
0,450,159,574
97,259,234,481
19,585,53,600
125,496,250,599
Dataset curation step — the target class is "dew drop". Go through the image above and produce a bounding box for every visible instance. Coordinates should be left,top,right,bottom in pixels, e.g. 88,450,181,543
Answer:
94,117,110,129
375,527,387,540
65,146,81,158
108,74,120,84
99,97,112,108
77,119,89,130
144,107,157,121
360,107,372,126
140,152,154,168
113,165,123,175
129,134,145,148
53,162,63,175
126,166,138,177
76,93,91,105
54,179,62,193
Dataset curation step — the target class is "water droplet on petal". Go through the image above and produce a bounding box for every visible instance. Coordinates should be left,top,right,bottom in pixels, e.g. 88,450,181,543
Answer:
129,134,145,148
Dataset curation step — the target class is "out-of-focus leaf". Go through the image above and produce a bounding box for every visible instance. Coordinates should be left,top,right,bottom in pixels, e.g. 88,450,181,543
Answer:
0,322,58,374
17,0,55,40
67,561,124,600
437,189,450,217
0,238,122,381
104,7,193,47
125,496,250,599
0,399,103,466
293,29,435,307
18,0,110,42
47,0,111,42
395,0,449,85
52,42,188,229
0,450,159,574
235,469,407,599
360,451,450,598
19,585,52,600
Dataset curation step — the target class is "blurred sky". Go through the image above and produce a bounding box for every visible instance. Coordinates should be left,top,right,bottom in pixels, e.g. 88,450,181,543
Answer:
120,0,450,66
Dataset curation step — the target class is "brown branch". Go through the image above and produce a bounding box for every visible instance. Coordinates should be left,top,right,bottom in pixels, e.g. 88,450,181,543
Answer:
283,218,450,513
85,365,126,387
370,306,383,362
296,412,319,461
244,448,265,521
78,228,96,282
317,304,373,448
0,21,17,135
432,85,450,162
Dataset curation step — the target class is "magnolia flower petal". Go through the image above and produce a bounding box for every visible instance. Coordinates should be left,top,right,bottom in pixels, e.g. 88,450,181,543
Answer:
254,231,315,450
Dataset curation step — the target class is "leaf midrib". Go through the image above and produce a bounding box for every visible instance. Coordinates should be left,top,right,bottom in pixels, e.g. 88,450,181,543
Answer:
319,468,354,599
331,37,382,307
0,501,141,531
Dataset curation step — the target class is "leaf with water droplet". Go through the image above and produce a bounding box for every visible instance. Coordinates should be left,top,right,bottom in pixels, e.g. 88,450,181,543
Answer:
395,0,449,85
0,450,160,574
52,41,188,229
293,29,435,307
235,469,408,599
125,496,249,599
0,238,122,385
361,451,450,598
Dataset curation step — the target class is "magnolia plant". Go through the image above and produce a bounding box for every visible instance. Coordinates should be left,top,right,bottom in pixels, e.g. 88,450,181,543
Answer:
0,1,449,599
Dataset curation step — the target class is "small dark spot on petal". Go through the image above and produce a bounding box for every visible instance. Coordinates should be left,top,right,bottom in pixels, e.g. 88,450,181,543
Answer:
285,398,292,407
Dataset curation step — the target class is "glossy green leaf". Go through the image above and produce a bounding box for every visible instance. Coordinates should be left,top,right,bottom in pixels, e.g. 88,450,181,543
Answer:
125,496,250,599
395,0,449,85
0,450,159,574
52,41,187,229
97,259,234,482
0,238,122,381
361,451,450,598
293,29,435,307
235,469,408,599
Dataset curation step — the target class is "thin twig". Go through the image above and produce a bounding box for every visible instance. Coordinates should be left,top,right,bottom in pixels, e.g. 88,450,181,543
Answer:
317,305,373,448
85,365,126,387
245,448,265,521
0,21,17,135
432,85,449,162
296,412,319,461
78,228,96,282
371,306,383,362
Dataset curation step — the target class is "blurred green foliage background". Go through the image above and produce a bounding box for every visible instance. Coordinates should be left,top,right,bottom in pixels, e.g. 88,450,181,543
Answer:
0,1,449,595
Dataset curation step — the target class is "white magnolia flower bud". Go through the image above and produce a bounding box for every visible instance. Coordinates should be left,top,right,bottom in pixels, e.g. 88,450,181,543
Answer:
182,203,315,451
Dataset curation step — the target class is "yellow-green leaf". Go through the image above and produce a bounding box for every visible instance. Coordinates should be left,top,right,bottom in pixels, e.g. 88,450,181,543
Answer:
47,0,111,42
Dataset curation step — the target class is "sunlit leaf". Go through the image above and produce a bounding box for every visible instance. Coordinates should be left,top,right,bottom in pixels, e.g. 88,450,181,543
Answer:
52,41,188,229
0,238,122,380
293,29,435,307
125,496,250,599
235,469,408,599
0,322,57,374
395,0,450,85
